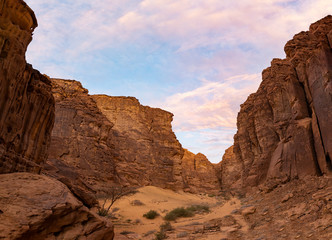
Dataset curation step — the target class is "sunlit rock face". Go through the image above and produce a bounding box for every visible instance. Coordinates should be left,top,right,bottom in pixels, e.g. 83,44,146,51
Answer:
48,80,221,193
181,149,221,194
0,0,55,173
93,95,185,190
220,16,332,189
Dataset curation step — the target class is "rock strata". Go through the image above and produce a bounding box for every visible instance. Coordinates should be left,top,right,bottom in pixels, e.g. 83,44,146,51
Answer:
220,15,332,189
0,0,54,174
93,95,184,190
47,79,120,194
48,81,220,193
181,149,220,193
0,1,114,239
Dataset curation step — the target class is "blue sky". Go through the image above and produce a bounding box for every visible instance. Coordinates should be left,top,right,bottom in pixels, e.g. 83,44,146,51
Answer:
24,0,332,163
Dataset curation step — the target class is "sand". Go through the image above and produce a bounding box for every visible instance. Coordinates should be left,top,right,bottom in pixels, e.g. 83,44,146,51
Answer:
99,186,245,239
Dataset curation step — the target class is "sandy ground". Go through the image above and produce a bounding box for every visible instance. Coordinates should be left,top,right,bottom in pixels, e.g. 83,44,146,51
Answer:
99,186,245,239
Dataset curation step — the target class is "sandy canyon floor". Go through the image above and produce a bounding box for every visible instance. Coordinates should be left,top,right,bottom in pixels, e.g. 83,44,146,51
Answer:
99,175,331,240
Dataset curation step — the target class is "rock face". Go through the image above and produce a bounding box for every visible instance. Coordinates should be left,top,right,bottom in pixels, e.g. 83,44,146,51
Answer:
0,173,114,240
221,16,332,189
48,80,220,193
0,0,54,173
0,1,114,239
93,95,184,190
47,79,120,194
218,146,242,190
181,149,220,193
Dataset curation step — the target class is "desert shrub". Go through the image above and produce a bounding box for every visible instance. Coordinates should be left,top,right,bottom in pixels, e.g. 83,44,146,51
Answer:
186,204,210,213
131,199,144,206
208,194,215,197
164,207,194,221
97,208,109,217
155,231,167,240
143,210,159,219
160,221,173,232
98,186,137,217
164,205,209,221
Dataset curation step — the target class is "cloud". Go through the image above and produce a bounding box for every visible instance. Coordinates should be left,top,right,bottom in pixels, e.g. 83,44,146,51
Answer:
23,0,332,162
161,73,261,131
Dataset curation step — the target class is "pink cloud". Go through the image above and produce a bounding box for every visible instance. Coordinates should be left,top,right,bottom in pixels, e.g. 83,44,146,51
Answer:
161,73,261,131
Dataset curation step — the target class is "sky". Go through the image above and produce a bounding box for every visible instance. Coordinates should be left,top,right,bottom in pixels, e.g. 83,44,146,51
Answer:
24,0,332,163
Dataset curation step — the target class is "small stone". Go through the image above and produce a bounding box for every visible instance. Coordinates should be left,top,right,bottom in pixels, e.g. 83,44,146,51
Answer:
242,206,256,216
281,193,294,203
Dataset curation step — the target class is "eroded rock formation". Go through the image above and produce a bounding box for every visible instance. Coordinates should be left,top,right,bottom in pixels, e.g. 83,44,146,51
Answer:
93,95,184,190
0,173,114,240
46,79,120,195
48,80,220,194
181,149,220,193
220,16,332,189
0,1,114,239
0,0,54,173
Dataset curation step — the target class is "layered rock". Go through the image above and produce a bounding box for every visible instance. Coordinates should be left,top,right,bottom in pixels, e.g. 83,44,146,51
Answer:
0,1,114,239
221,16,332,189
93,95,184,190
46,79,120,194
0,0,54,173
218,146,242,190
48,80,221,193
0,173,114,240
181,149,220,193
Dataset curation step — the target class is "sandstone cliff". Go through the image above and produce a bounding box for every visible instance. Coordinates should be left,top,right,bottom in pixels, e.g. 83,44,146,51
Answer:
48,80,220,193
0,0,54,173
220,16,332,189
181,149,220,194
0,1,114,239
93,95,184,190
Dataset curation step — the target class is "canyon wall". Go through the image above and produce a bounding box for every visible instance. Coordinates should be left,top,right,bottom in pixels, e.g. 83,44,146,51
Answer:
181,149,220,194
220,15,332,189
0,1,114,239
48,79,220,193
0,0,54,173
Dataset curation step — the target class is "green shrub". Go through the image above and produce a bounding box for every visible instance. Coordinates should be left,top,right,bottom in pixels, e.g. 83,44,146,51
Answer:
186,205,210,213
164,205,209,221
155,231,167,240
143,210,159,219
164,207,194,221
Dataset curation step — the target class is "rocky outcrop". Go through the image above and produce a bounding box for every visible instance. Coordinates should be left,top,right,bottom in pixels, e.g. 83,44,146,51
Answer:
93,95,184,190
46,79,120,194
221,16,332,189
48,80,221,193
0,173,114,240
218,146,242,190
181,149,220,193
0,0,54,173
0,1,114,239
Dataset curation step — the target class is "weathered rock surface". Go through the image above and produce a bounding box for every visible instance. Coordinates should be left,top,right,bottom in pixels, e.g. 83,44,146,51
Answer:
181,149,220,193
48,80,220,193
0,0,54,173
0,172,114,240
218,146,242,190
221,15,332,189
46,79,120,194
93,95,184,190
0,1,114,239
